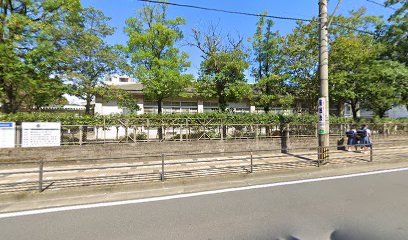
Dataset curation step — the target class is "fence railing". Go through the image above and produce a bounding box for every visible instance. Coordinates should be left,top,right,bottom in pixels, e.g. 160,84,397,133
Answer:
1,140,407,194
6,122,408,147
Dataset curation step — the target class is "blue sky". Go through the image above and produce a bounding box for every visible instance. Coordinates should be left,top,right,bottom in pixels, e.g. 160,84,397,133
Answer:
81,0,395,81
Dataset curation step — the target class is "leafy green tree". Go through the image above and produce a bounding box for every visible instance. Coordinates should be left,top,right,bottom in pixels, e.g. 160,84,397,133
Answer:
360,60,408,117
282,20,320,113
327,8,404,119
0,0,81,113
192,26,251,111
62,7,121,115
124,3,192,114
382,0,408,65
251,13,292,112
329,34,382,119
99,86,140,113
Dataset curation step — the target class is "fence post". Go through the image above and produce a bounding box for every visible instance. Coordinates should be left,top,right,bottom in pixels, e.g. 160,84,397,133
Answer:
285,123,290,153
186,119,189,141
38,160,44,192
180,124,183,142
125,126,129,143
103,117,106,144
161,154,165,181
16,125,22,148
370,144,373,162
250,151,253,173
220,122,224,141
79,126,83,146
255,125,259,142
147,119,150,142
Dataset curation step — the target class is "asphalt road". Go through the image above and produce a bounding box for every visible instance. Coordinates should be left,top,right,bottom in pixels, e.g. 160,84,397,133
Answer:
1,169,407,240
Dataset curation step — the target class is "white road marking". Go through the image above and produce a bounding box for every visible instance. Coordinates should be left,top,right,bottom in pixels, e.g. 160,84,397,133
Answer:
0,167,407,219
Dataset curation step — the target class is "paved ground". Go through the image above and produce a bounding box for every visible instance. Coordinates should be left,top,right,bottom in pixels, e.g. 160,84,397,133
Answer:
1,168,407,240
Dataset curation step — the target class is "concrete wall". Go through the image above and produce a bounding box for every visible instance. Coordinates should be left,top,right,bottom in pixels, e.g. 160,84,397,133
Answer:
1,134,405,162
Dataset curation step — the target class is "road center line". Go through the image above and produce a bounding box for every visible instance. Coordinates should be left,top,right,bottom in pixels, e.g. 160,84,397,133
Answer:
1,167,408,219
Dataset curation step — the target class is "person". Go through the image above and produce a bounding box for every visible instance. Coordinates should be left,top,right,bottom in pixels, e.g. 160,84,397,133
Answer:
357,124,372,153
346,127,357,151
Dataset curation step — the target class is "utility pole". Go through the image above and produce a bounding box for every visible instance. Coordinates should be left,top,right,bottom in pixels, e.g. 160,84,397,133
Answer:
318,0,330,161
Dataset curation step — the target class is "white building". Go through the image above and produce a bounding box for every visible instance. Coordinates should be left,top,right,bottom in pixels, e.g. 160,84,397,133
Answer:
104,74,135,85
95,77,255,116
96,75,408,118
344,104,408,118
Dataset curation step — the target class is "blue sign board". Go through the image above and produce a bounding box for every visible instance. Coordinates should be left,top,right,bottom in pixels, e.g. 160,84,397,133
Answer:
0,122,13,128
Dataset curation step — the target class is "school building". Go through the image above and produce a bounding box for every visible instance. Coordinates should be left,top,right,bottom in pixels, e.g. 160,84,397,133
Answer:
94,75,408,118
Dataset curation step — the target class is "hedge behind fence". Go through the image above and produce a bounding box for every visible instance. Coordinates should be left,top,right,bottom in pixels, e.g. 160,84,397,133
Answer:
1,112,407,126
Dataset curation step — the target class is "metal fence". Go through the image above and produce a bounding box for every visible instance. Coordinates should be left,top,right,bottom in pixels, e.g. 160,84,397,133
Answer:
7,122,408,147
1,140,407,194
53,122,408,145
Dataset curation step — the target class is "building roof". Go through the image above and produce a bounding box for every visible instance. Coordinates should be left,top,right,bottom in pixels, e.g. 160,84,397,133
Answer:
113,83,144,93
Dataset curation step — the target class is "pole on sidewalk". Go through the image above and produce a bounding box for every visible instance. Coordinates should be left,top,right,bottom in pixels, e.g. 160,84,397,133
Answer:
38,160,44,192
161,154,165,181
318,0,330,163
250,151,253,173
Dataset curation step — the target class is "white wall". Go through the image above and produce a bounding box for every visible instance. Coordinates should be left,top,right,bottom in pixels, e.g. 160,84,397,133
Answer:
387,105,408,118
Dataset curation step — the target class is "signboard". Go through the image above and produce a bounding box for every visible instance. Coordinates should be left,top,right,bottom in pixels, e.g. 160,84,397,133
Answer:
22,122,61,148
0,122,15,148
318,97,326,134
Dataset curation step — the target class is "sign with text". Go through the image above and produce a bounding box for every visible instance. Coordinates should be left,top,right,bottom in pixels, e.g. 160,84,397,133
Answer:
318,97,326,134
22,122,61,148
0,122,15,148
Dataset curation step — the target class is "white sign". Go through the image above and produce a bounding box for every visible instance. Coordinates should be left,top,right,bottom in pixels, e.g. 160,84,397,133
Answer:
22,122,61,148
0,122,16,148
318,97,326,133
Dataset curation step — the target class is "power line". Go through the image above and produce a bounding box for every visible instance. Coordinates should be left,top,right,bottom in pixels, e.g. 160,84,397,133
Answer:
365,0,398,10
136,0,376,35
136,0,313,22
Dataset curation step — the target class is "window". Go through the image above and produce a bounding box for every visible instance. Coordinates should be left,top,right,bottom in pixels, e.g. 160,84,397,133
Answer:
119,78,129,82
204,102,219,112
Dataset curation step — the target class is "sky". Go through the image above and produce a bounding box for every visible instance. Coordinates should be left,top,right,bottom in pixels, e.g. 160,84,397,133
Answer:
80,0,396,81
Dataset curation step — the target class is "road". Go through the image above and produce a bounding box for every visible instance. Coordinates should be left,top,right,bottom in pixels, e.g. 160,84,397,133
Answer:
1,168,407,240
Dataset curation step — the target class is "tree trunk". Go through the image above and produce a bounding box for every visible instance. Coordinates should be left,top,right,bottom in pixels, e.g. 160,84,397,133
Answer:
82,95,93,143
2,87,19,114
336,101,344,117
351,102,359,120
85,95,92,115
377,109,386,118
264,84,270,113
157,99,163,140
218,94,227,112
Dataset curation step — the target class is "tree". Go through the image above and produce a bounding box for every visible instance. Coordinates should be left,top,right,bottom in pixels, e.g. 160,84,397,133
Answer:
124,3,192,115
282,20,320,113
63,7,121,115
382,0,408,65
327,8,403,119
0,0,81,113
192,26,251,111
360,60,408,117
251,13,292,112
329,34,382,119
99,86,140,113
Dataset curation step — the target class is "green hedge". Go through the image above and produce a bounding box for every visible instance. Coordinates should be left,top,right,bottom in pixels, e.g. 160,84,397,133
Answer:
0,112,406,125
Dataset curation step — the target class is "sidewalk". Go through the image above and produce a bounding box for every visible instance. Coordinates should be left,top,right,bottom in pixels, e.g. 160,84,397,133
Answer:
0,146,401,193
0,145,407,214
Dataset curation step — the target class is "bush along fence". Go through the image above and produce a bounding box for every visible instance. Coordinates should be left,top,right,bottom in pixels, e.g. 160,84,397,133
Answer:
2,112,407,146
3,112,408,125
